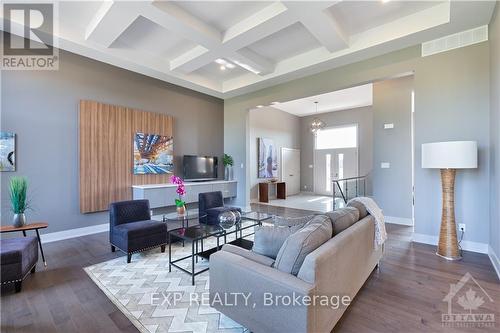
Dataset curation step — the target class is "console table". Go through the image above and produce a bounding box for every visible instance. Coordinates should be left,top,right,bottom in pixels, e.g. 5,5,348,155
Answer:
0,222,48,266
259,182,286,203
132,180,237,209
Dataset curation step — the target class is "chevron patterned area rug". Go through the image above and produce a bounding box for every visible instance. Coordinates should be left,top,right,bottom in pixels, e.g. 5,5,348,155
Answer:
84,236,250,333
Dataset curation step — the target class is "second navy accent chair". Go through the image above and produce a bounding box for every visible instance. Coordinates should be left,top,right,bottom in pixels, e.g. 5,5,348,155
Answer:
109,199,168,263
198,191,242,225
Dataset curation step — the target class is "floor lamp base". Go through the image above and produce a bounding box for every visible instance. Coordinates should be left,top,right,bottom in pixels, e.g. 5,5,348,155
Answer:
436,251,462,261
437,169,462,261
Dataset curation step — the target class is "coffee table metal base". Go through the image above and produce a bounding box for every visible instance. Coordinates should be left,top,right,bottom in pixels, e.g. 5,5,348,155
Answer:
167,213,271,285
168,233,220,285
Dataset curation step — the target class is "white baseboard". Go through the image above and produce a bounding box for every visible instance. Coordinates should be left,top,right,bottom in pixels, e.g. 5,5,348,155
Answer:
385,216,413,226
412,233,489,254
488,245,500,280
40,223,108,244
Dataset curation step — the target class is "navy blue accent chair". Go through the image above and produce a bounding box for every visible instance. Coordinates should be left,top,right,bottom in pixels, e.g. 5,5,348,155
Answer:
198,191,242,225
109,199,168,263
0,236,38,293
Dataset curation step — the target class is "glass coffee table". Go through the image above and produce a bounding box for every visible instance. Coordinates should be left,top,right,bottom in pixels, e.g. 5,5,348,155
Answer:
161,209,207,228
168,212,273,285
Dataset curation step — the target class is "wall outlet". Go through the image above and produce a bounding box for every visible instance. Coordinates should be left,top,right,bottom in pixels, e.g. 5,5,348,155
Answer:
458,223,466,232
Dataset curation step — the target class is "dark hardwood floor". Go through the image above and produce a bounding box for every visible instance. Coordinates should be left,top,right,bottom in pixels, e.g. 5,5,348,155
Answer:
1,204,499,332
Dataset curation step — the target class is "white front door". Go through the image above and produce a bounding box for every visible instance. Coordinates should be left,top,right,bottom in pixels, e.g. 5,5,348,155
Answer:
313,124,359,197
332,148,359,199
281,148,300,196
314,149,358,196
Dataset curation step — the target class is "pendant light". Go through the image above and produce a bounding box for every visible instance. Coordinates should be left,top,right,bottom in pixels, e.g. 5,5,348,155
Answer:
310,101,325,135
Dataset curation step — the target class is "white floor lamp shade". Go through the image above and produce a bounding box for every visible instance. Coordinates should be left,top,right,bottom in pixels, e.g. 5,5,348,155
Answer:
421,141,477,260
422,141,477,169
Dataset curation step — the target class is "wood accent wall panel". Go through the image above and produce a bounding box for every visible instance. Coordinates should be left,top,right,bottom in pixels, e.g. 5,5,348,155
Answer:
79,100,173,213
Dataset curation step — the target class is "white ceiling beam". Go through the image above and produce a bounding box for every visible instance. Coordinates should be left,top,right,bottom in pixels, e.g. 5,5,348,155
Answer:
85,1,145,48
298,12,349,52
143,2,225,73
228,48,275,75
167,2,292,75
146,1,221,48
169,45,210,72
284,1,349,52
222,2,293,48
171,48,219,73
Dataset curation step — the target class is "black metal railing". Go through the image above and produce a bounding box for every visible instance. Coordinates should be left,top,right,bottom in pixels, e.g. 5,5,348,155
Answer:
333,175,368,209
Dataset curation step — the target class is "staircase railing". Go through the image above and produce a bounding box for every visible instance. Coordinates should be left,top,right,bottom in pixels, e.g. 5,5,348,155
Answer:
333,175,368,209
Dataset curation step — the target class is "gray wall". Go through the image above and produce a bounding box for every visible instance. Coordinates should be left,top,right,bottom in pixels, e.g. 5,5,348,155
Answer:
300,106,373,193
372,77,413,219
414,44,490,244
249,107,300,200
225,42,490,246
1,49,223,234
490,4,500,259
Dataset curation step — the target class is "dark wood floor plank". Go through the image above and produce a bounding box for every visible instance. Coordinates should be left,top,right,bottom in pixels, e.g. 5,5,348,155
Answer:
1,203,498,333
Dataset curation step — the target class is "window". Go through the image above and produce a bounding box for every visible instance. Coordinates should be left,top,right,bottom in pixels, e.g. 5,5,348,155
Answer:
315,125,357,150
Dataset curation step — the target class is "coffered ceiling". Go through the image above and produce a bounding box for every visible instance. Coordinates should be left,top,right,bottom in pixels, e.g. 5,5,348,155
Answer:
2,1,496,98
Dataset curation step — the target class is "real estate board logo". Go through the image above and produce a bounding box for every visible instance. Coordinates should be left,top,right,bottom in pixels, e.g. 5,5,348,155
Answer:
442,272,495,328
2,2,59,70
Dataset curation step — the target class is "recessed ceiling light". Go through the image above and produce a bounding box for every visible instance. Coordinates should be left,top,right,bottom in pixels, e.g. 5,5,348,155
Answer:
271,101,280,105
256,105,264,108
381,0,391,3
215,58,226,65
220,65,226,71
226,63,235,69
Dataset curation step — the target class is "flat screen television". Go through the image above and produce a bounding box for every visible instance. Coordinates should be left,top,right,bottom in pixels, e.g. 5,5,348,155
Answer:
183,155,218,181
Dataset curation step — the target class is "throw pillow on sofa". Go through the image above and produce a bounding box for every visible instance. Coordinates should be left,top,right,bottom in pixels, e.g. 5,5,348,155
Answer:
325,207,359,236
252,224,303,259
273,215,315,227
274,215,332,275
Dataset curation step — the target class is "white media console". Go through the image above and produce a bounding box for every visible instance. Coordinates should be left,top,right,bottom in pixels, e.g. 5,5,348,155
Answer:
132,180,237,209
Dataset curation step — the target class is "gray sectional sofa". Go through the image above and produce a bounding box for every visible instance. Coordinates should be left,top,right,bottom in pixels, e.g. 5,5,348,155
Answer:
209,206,383,333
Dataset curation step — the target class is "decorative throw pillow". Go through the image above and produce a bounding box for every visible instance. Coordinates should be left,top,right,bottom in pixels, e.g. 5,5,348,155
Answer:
274,215,332,276
252,224,303,259
325,207,359,236
273,215,315,227
347,199,369,219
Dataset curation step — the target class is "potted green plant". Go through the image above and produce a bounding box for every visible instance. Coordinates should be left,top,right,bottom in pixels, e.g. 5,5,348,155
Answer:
9,176,30,227
223,154,234,180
